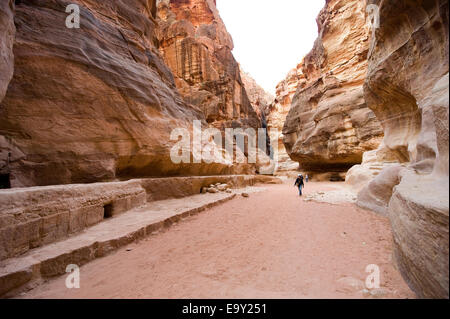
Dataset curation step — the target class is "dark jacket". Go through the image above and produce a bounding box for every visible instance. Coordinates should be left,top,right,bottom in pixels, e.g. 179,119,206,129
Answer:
295,176,304,187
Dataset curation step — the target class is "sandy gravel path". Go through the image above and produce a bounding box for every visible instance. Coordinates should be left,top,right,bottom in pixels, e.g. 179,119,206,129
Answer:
20,182,415,299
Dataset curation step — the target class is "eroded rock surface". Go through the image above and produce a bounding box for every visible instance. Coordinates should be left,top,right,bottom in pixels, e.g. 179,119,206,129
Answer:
282,0,383,178
239,66,274,119
156,0,261,132
356,0,449,298
267,64,304,174
0,0,242,187
0,0,15,184
0,0,14,102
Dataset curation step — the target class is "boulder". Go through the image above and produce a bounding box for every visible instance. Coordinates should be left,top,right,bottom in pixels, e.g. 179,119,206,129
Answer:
207,187,218,194
217,184,229,191
356,165,404,216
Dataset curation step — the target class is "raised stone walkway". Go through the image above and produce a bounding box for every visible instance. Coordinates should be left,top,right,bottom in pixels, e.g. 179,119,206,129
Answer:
0,189,262,297
0,174,279,297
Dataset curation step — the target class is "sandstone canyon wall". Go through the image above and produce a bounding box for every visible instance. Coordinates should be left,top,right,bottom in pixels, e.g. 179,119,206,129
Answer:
354,0,449,298
282,0,384,180
156,0,261,132
0,0,14,102
0,0,249,188
266,64,304,174
0,0,15,186
239,66,274,119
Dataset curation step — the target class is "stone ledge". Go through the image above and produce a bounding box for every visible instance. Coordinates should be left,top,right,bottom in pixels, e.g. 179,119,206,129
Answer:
0,191,238,297
0,175,272,261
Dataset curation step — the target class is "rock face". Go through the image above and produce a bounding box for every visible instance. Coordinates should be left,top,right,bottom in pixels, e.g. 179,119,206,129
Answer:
156,0,261,132
0,0,244,188
239,66,274,119
282,0,383,179
266,64,304,174
0,0,15,187
355,0,449,298
0,0,14,102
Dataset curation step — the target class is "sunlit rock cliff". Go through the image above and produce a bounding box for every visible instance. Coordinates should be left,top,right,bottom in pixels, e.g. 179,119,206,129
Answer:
156,0,262,132
282,0,384,180
354,0,449,298
266,64,304,174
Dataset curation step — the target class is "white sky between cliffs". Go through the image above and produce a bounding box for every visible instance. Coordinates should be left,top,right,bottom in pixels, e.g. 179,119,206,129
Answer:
217,0,325,95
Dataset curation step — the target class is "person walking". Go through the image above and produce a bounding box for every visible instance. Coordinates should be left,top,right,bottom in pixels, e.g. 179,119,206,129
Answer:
305,174,309,183
294,174,305,196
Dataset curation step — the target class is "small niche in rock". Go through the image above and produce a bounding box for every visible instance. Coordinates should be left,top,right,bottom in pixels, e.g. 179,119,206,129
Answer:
0,174,11,189
330,174,345,182
103,203,113,219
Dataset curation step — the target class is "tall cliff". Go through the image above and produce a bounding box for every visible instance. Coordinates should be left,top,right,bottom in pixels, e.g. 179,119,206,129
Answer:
282,0,383,179
239,66,274,119
353,0,449,298
0,0,243,188
156,0,261,132
0,0,16,187
0,0,14,102
266,64,304,173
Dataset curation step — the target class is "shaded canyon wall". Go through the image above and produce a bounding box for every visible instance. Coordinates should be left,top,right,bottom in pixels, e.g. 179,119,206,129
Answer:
0,0,256,188
0,0,14,102
239,65,273,120
0,0,15,187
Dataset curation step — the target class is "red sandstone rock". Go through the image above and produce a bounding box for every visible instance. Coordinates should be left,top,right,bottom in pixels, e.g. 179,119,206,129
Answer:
156,0,261,132
0,0,240,187
239,65,274,119
0,0,14,102
0,0,15,181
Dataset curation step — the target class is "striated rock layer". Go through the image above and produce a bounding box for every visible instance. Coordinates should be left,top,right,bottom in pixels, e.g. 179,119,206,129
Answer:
354,0,449,298
0,0,14,102
239,66,274,119
0,0,15,186
266,64,304,174
156,0,262,132
0,0,246,188
282,0,383,179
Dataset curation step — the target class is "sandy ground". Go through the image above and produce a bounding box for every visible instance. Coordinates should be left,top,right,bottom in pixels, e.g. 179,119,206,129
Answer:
20,182,416,299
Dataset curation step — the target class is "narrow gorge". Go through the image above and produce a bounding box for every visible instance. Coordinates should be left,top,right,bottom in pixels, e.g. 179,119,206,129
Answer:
0,0,448,300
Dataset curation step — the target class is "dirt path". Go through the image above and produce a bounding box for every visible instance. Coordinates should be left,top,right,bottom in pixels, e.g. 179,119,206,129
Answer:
20,182,415,299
